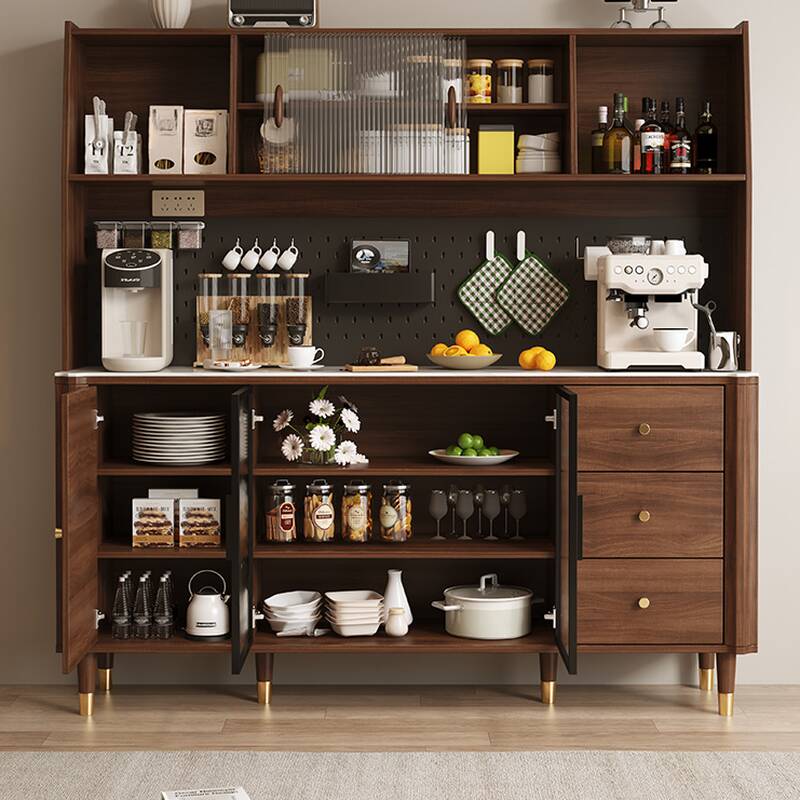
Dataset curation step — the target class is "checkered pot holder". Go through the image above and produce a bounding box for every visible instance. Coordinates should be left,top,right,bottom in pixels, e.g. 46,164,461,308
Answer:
456,252,515,336
497,251,569,336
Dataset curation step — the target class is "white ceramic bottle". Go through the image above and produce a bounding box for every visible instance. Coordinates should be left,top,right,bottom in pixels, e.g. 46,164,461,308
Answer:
150,0,192,29
385,608,409,637
383,569,413,626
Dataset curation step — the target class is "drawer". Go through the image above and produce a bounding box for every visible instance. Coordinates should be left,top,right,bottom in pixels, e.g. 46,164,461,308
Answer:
579,473,723,558
577,559,723,645
575,386,724,471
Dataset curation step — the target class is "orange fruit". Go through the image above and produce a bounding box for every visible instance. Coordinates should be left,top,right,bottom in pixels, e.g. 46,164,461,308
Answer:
430,343,448,356
470,343,493,356
535,350,557,371
455,329,480,352
444,345,468,357
518,346,544,370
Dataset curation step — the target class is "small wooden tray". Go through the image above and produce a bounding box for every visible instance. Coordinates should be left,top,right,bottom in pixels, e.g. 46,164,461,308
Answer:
343,363,418,372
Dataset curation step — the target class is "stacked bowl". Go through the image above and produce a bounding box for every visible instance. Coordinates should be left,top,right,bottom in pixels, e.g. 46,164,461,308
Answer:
325,590,384,637
263,590,322,636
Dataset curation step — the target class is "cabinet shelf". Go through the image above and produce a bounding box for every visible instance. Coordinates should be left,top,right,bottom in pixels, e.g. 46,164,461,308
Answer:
97,543,227,559
95,631,231,653
98,460,232,477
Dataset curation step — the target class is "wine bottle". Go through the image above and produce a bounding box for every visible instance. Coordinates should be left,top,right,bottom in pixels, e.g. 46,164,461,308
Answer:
639,97,666,174
669,97,692,174
602,93,632,174
694,100,718,174
591,105,608,174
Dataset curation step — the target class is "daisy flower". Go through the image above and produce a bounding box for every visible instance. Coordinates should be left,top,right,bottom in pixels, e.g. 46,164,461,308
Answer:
352,452,369,464
273,409,293,431
334,440,358,465
281,433,304,462
309,424,336,452
340,407,361,433
309,398,335,419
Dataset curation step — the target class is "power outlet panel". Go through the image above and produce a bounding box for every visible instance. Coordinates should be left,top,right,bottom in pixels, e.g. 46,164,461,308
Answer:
151,189,205,217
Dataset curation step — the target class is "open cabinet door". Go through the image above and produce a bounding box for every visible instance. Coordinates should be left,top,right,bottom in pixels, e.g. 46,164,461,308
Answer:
60,387,100,673
554,388,578,675
230,387,254,674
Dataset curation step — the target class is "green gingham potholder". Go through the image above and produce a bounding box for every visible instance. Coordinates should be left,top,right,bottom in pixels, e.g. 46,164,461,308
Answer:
497,251,569,336
456,252,515,336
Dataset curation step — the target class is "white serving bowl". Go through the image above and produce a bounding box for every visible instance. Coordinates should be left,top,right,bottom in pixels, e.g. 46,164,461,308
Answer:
426,354,502,370
330,620,382,637
325,605,384,620
325,610,383,624
264,600,323,619
325,590,383,607
265,611,321,624
263,590,322,611
267,618,321,634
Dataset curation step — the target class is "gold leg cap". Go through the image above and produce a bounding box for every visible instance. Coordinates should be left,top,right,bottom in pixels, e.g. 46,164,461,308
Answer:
257,680,272,705
99,668,112,693
79,692,94,717
699,668,714,692
718,692,734,717
540,680,556,705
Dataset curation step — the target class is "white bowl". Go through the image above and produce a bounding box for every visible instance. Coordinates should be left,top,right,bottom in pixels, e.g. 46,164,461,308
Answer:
325,590,383,606
330,620,382,637
325,610,384,623
267,618,320,634
264,600,323,617
265,610,322,624
428,448,519,466
264,590,322,611
427,354,502,370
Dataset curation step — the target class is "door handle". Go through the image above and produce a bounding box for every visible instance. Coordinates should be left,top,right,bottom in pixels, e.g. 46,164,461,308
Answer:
447,85,457,129
274,85,284,129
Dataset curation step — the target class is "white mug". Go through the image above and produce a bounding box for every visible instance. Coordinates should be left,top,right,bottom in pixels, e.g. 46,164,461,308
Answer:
653,327,695,352
259,239,281,271
222,238,244,271
277,239,299,272
287,345,324,368
664,239,687,256
240,239,262,271
650,239,666,256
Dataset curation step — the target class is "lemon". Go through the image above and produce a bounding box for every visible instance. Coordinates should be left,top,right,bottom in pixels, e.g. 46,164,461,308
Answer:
535,350,557,371
519,346,544,370
470,343,493,357
455,329,480,352
444,345,468,357
430,343,448,356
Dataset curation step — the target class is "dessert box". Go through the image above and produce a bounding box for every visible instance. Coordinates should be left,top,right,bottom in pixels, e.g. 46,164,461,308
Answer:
179,499,222,547
132,499,175,548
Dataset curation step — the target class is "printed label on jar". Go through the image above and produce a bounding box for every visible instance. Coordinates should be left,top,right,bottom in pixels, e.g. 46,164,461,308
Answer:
347,504,367,530
640,131,665,150
312,502,334,530
279,502,295,533
379,503,399,529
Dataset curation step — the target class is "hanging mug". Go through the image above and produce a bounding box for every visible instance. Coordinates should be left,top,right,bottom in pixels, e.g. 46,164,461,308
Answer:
240,238,262,271
259,238,281,271
277,238,299,272
222,238,244,271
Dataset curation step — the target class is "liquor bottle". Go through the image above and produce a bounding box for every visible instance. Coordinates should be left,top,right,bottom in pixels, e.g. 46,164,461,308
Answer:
152,576,174,640
633,118,645,174
602,93,632,174
133,575,152,639
622,95,634,134
694,100,718,174
659,100,674,136
111,576,131,639
669,97,692,174
591,106,608,173
639,97,666,174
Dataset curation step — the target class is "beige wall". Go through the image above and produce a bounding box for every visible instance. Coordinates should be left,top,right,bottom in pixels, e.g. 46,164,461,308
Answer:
1,0,795,686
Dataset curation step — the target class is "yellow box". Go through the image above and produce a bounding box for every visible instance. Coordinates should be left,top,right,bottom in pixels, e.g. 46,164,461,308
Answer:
478,125,515,175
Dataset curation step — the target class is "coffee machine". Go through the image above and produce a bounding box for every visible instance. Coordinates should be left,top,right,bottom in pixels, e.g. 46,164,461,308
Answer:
101,248,173,371
584,244,708,370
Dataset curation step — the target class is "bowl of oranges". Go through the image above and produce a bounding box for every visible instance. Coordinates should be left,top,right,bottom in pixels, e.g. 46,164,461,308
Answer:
427,330,502,370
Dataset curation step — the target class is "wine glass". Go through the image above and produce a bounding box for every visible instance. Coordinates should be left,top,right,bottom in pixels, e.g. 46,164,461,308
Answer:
509,489,527,541
500,484,512,537
429,490,448,541
455,490,475,541
482,489,501,541
447,484,459,536
474,484,485,537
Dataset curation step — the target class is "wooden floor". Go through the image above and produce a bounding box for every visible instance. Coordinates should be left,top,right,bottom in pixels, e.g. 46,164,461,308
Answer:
1,684,799,751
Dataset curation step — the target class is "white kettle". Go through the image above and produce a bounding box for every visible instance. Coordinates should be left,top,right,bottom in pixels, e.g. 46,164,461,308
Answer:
186,570,230,639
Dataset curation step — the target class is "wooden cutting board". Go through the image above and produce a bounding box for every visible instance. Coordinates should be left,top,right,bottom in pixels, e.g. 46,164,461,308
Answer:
343,363,418,372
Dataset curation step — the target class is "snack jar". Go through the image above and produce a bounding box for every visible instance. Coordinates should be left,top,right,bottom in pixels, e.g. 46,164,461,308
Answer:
496,59,524,104
304,479,335,542
342,483,373,543
466,59,493,104
527,58,554,104
266,479,297,542
379,482,413,542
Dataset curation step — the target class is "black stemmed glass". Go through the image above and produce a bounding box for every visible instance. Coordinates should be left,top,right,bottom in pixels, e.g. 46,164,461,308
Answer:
482,489,501,542
456,490,475,541
474,484,485,537
429,489,448,541
447,484,459,536
500,484,512,537
509,489,527,541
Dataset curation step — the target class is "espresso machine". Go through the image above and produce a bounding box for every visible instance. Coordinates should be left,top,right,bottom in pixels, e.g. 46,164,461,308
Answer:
101,248,174,371
584,242,708,370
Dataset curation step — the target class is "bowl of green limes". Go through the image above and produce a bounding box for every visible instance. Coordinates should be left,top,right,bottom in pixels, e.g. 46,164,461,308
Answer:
429,433,519,466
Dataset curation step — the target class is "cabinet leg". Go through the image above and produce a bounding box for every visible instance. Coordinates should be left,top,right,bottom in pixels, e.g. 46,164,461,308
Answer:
698,653,714,692
539,653,557,705
97,654,114,693
716,653,736,717
256,653,274,705
77,654,97,717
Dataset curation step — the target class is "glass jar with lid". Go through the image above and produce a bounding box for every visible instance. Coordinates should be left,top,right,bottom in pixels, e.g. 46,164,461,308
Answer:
496,59,524,104
266,479,297,542
527,58,554,104
197,273,222,347
304,479,335,542
342,483,372,543
466,59,492,104
226,274,251,350
379,482,413,542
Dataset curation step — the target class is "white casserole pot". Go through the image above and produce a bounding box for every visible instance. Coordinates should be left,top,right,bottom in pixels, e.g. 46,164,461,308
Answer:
432,573,532,640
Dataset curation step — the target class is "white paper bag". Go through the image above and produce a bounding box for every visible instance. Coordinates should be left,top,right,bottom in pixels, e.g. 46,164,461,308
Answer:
113,130,142,174
149,105,184,174
84,114,114,174
184,110,228,175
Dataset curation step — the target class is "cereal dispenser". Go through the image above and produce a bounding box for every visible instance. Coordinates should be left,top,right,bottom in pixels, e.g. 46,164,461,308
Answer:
226,274,251,349
197,273,222,347
285,273,310,346
256,274,279,348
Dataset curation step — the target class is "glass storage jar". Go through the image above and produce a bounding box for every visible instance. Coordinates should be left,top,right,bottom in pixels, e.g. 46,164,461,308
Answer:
197,273,222,347
304,479,336,542
379,482,413,542
285,273,309,346
527,59,554,104
94,221,121,249
466,59,492,104
256,274,279,348
342,483,372,543
150,221,174,249
226,274,251,350
122,221,148,248
266,479,297,542
496,59,524,104
178,221,205,250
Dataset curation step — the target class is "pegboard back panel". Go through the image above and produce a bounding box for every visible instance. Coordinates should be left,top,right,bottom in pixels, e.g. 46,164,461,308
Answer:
83,215,730,367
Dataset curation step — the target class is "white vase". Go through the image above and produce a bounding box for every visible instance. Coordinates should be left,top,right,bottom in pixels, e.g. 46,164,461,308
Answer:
383,569,412,626
150,0,192,29
385,608,409,637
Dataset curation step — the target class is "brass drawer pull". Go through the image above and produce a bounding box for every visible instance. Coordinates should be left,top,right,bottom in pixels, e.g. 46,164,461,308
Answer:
638,510,651,523
638,597,651,609
638,423,651,436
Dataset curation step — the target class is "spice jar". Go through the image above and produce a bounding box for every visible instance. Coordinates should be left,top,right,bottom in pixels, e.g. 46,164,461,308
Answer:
497,59,524,104
304,479,335,542
466,59,492,104
122,221,148,248
197,273,222,347
527,58,554,104
379,482,412,542
95,221,121,249
285,273,309,346
342,483,372,543
178,221,205,250
266,479,297,542
150,221,174,249
226,274,251,349
256,274,279,348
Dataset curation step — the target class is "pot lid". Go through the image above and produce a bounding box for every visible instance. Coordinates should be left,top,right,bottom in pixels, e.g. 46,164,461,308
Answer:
444,573,532,602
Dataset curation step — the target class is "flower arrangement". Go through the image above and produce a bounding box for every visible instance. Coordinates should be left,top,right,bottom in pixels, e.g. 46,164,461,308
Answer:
273,386,368,466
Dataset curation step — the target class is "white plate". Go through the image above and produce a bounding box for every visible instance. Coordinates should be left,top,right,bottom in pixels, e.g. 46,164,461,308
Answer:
132,455,225,464
133,423,225,431
426,354,502,370
133,440,226,449
330,620,381,637
134,414,224,423
133,447,226,455
277,364,326,371
204,363,263,372
428,449,520,466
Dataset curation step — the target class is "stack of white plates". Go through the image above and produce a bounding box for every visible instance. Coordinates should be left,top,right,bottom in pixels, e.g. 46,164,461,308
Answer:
263,590,323,636
132,413,226,465
516,131,562,174
325,590,384,637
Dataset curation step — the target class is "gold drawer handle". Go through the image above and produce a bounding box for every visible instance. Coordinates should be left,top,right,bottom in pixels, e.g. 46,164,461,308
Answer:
638,423,651,436
638,597,651,609
638,510,651,523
